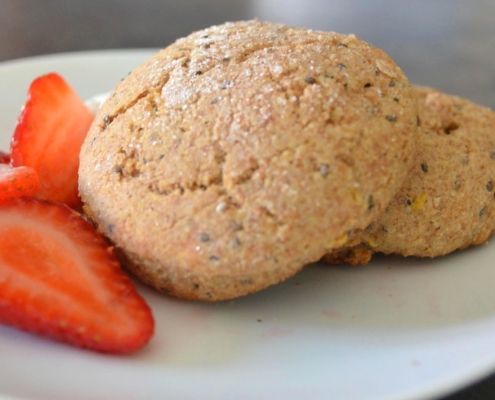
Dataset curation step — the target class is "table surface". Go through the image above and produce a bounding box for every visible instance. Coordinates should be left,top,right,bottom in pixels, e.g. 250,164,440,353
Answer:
1,1,495,399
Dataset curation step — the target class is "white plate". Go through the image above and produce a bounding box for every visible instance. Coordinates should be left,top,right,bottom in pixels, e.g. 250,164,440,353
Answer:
1,50,495,400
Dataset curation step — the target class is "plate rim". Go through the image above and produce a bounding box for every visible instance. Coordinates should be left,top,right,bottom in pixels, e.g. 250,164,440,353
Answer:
0,49,494,400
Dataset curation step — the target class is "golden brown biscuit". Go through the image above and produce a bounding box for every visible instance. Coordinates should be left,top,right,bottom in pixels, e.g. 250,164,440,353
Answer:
79,20,417,301
323,86,495,265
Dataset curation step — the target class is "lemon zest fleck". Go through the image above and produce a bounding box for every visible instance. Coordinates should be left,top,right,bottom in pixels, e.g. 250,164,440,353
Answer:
326,233,348,250
411,192,428,211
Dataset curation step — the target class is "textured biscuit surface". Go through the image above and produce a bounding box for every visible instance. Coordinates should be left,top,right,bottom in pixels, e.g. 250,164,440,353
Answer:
323,86,495,265
79,20,417,301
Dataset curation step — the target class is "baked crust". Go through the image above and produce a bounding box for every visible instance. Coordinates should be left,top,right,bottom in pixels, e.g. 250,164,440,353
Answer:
324,86,495,265
79,20,417,300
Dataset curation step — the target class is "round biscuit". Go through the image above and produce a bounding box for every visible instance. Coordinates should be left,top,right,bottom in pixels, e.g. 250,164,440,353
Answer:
79,20,417,300
324,86,495,264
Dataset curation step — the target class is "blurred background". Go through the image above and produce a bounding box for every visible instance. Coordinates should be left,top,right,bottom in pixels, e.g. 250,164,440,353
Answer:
1,0,495,109
1,1,494,399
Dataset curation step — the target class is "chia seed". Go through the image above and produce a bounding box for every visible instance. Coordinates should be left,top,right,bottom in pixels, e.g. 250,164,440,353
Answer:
216,202,227,213
199,232,211,242
230,237,241,248
320,164,329,177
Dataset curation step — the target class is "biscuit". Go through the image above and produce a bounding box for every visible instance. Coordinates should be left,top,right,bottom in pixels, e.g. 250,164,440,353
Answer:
79,20,417,301
323,86,495,265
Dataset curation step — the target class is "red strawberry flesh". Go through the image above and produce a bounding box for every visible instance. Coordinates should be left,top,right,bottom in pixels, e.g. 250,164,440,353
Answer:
11,73,94,209
0,164,40,204
0,151,9,164
0,198,154,353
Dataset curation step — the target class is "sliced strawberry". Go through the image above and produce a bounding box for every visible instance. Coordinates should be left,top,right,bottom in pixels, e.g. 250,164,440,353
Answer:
0,198,154,353
0,151,10,164
0,164,40,204
11,73,94,209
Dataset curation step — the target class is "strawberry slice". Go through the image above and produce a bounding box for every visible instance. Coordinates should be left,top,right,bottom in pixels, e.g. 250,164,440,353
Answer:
0,164,40,204
11,73,94,209
0,151,10,164
0,198,154,353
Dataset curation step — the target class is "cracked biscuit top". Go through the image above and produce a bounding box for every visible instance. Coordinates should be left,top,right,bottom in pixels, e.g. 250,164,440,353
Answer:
79,20,417,301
